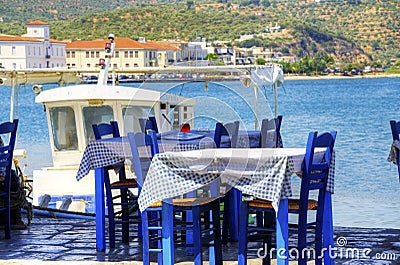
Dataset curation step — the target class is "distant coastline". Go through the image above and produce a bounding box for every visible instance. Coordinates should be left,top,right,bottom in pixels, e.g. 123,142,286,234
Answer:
284,73,400,81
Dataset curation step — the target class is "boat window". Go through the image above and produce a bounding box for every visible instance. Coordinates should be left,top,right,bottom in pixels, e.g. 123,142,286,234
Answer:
122,106,153,134
49,107,78,151
83,105,114,144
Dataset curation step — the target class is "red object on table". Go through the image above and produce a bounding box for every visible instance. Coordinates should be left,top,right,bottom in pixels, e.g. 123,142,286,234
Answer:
180,123,190,133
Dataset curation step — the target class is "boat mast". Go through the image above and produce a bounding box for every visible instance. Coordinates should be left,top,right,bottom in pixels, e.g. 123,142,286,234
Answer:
97,33,115,86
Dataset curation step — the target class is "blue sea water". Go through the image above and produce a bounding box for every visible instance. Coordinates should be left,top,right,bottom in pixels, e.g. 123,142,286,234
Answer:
0,76,399,229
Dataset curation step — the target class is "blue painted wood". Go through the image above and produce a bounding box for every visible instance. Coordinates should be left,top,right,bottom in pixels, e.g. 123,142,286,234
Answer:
323,192,335,265
139,116,159,133
193,205,202,265
92,121,136,248
297,131,336,265
276,199,289,265
238,202,249,265
94,167,106,252
214,121,240,243
162,201,174,265
129,131,222,264
0,119,18,239
390,120,400,181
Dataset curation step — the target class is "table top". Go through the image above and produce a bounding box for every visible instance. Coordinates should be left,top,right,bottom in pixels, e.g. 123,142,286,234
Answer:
76,129,261,181
138,147,335,213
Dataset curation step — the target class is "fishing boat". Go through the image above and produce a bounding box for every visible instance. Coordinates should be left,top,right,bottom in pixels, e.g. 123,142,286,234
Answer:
31,35,196,216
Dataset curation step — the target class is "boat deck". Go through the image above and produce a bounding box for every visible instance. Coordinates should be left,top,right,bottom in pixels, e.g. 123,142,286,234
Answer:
0,215,399,264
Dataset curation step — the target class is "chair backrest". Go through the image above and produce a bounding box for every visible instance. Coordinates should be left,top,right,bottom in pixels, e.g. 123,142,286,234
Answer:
127,131,159,187
0,119,19,179
214,121,239,148
390,120,400,179
139,117,159,133
260,115,283,148
390,120,400,141
300,131,336,216
92,121,120,140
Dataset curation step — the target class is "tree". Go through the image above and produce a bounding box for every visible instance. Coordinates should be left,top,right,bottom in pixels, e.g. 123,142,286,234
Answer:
206,53,218,64
256,58,267,65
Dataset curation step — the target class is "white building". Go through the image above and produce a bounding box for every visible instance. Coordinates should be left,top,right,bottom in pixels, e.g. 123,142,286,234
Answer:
0,20,66,69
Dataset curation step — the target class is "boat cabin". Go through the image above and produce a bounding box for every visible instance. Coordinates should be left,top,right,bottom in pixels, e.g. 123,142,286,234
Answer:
35,84,196,167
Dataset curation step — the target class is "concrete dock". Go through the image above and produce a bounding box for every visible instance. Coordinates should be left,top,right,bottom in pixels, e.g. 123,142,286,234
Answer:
0,215,399,264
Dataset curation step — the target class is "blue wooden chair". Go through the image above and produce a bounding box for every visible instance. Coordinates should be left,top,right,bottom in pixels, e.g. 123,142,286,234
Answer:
390,120,400,180
0,119,18,239
238,131,336,265
260,115,283,148
92,121,139,248
213,121,240,243
139,116,159,133
128,131,222,265
214,121,239,148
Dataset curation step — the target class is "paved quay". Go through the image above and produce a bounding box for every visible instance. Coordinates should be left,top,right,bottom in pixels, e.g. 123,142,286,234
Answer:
0,215,399,264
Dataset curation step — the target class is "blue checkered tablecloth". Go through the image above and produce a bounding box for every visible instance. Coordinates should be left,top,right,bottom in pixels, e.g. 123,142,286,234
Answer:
76,137,201,181
138,148,335,213
76,130,261,182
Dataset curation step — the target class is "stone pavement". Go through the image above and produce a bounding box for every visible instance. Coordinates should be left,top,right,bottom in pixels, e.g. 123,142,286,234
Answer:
0,215,399,264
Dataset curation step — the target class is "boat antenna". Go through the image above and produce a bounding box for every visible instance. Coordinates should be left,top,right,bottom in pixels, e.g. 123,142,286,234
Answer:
97,33,115,85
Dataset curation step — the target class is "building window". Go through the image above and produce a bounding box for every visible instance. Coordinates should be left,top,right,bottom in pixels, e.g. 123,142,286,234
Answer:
125,63,129,68
113,63,117,68
135,51,138,58
87,63,90,68
71,51,75,58
66,52,70,58
86,51,90,58
134,63,138,67
12,46,16,56
114,51,119,58
124,51,128,58
96,51,99,58
129,51,133,58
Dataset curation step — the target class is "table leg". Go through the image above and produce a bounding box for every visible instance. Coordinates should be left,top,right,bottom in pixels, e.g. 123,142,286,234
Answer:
162,200,174,264
323,192,335,265
276,198,288,265
95,168,106,252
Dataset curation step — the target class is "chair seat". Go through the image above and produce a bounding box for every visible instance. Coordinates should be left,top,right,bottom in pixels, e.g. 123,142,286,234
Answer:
248,198,318,211
149,197,218,208
110,179,138,188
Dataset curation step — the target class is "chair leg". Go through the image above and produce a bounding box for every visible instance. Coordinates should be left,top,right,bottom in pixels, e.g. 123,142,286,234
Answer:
120,188,129,243
222,189,231,244
4,193,11,239
238,201,249,265
211,201,223,265
192,205,202,265
104,172,116,249
298,213,308,265
141,210,150,265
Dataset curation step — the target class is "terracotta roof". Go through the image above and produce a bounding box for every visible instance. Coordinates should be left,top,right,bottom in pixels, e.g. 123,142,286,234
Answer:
27,20,49,26
66,37,152,49
0,35,41,42
49,38,67,44
145,41,181,51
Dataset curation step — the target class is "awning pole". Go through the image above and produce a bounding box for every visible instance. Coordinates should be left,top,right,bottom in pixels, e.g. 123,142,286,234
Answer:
253,84,258,130
273,82,278,118
10,71,15,122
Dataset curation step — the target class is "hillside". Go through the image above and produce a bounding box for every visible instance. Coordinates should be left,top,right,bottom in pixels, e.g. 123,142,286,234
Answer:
0,0,398,66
